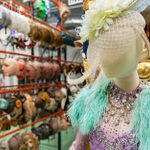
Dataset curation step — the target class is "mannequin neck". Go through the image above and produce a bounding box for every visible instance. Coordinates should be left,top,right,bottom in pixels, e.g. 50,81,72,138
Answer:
114,70,140,92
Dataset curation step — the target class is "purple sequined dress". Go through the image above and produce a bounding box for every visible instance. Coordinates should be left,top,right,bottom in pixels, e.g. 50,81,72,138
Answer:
69,82,145,150
89,128,138,150
70,127,138,150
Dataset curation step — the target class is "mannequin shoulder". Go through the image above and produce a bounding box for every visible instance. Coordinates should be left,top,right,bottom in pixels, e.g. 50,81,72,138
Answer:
68,80,110,134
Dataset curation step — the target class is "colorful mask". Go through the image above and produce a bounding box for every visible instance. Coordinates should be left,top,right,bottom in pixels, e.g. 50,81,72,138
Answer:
34,0,48,20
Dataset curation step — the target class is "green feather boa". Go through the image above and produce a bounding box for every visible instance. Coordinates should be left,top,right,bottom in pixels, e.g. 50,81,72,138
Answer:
68,75,150,150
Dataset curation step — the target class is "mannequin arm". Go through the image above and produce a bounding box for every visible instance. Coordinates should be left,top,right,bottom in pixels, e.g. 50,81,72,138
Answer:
69,131,89,150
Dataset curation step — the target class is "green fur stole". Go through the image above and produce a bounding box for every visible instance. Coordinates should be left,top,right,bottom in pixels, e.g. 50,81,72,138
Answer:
68,76,150,150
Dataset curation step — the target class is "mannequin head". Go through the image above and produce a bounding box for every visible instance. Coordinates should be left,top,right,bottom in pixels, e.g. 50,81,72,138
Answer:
87,11,147,79
68,10,150,85
101,36,144,78
32,61,41,80
17,59,26,80
8,134,22,150
23,93,37,123
59,3,71,22
2,58,19,76
0,141,10,150
53,63,60,79
21,132,39,150
26,61,36,80
43,62,50,80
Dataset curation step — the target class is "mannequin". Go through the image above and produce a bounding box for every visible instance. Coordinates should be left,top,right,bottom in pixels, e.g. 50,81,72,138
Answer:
101,36,143,91
68,1,150,150
26,61,36,81
20,132,39,150
2,58,19,76
17,59,27,80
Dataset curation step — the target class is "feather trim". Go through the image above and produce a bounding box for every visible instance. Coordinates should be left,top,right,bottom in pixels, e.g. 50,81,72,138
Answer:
68,75,111,134
131,84,150,150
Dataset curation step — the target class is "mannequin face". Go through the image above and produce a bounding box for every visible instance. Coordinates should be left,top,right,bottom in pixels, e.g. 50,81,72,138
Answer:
2,58,19,76
101,37,144,78
33,61,41,80
25,138,34,148
17,59,26,80
0,141,9,150
26,62,36,80
22,132,38,150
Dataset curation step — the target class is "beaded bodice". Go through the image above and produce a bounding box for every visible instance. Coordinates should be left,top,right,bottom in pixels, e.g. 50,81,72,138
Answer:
89,82,145,150
69,81,150,150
